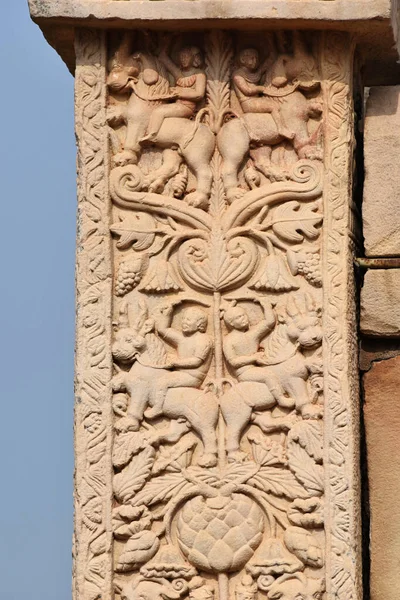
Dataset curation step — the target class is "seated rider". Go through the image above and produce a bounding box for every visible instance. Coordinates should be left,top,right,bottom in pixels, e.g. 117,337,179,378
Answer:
140,43,206,144
232,48,294,140
223,300,294,409
145,304,213,419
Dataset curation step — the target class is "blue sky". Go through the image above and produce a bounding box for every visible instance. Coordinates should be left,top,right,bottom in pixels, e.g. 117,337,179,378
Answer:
1,3,75,598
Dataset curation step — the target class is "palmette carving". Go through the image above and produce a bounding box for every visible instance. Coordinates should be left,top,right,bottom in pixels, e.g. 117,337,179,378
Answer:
73,27,356,600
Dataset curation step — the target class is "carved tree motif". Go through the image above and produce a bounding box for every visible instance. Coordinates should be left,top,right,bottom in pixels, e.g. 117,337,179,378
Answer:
78,28,358,600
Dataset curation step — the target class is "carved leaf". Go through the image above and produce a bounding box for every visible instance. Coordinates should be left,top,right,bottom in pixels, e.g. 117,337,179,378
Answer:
249,468,310,500
178,234,258,292
206,31,232,218
271,201,322,243
289,421,323,464
110,212,156,250
152,435,198,475
130,472,193,508
113,430,148,469
287,442,324,496
116,530,160,573
113,447,155,503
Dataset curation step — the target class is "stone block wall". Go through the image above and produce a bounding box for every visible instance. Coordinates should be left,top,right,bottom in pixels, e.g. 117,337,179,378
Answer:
361,85,400,600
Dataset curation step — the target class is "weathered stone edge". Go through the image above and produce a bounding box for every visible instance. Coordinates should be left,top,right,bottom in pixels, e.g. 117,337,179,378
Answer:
28,0,393,25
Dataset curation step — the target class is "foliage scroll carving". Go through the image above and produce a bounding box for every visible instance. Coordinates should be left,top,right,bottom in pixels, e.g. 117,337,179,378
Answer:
74,28,360,600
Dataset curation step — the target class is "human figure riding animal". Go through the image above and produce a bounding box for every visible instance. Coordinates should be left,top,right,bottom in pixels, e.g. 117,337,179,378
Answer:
217,34,322,201
107,34,215,209
112,300,219,467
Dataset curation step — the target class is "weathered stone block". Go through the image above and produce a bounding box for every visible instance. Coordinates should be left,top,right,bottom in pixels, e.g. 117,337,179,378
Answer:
364,355,400,600
360,269,400,336
363,86,400,256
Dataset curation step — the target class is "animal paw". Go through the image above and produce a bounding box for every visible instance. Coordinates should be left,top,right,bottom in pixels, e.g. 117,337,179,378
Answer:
298,145,323,161
226,187,245,203
113,150,138,167
276,394,296,409
185,191,210,210
144,405,164,419
227,450,248,464
148,178,165,194
300,403,323,420
115,415,140,433
197,452,218,468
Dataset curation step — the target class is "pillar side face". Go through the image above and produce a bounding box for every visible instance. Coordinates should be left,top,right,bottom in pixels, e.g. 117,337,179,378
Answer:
73,28,360,600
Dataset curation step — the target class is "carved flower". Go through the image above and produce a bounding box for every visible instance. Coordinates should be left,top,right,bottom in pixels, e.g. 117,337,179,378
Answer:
116,530,160,572
141,544,197,580
82,497,103,530
287,497,324,529
177,494,264,572
247,538,303,578
139,259,182,294
250,247,299,293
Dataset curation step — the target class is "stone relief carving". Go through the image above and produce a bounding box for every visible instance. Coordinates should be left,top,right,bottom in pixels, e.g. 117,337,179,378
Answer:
74,27,359,600
107,29,327,600
74,29,113,600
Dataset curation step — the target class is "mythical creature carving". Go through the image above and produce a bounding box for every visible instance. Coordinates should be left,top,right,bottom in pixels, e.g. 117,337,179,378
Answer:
107,29,328,600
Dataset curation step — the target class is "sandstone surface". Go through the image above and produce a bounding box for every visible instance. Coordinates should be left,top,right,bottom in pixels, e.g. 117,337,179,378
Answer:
363,86,400,256
364,355,400,600
361,269,400,336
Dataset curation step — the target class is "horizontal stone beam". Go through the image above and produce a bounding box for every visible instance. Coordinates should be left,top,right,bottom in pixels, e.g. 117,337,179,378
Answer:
27,0,396,25
29,0,400,83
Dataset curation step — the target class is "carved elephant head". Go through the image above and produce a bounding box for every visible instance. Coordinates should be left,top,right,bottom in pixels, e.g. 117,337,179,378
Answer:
267,573,325,600
115,577,188,600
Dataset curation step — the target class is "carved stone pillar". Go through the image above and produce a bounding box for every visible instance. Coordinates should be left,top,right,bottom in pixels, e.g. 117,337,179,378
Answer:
70,26,361,600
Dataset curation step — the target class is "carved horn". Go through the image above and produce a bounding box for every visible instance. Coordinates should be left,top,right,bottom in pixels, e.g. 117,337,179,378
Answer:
304,291,316,313
113,32,134,68
118,301,130,329
286,295,300,318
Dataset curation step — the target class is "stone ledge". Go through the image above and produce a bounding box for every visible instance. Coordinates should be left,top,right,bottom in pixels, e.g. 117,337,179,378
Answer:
28,0,400,81
28,0,393,24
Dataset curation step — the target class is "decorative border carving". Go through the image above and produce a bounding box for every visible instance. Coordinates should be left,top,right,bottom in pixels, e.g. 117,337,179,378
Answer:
321,32,361,600
74,29,113,600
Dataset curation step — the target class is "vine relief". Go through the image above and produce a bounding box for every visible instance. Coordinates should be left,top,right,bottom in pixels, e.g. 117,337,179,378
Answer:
107,30,326,600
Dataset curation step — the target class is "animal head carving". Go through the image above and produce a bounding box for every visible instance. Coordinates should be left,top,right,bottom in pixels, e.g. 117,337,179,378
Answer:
112,301,155,362
267,573,325,600
281,293,322,349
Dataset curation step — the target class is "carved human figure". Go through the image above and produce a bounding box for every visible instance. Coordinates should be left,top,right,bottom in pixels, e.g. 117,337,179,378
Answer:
145,304,213,419
235,574,258,600
108,39,214,208
232,48,293,140
222,301,293,408
140,40,206,144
